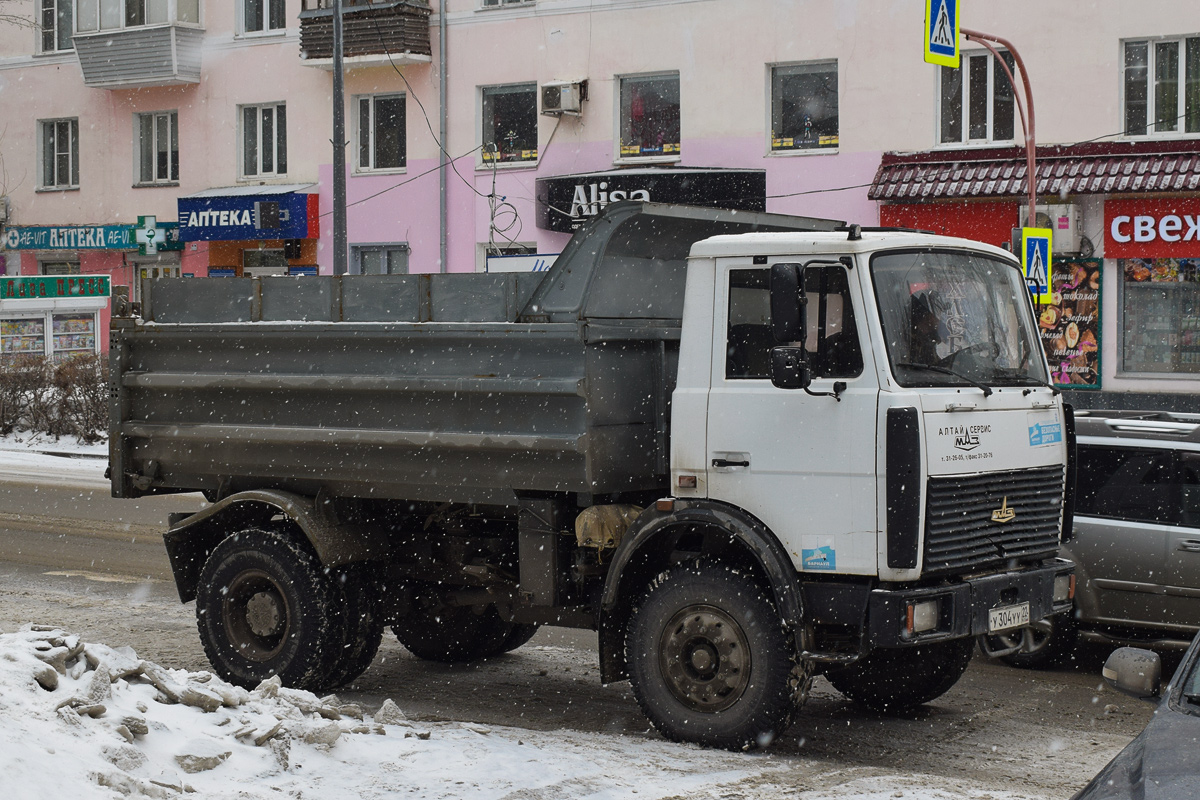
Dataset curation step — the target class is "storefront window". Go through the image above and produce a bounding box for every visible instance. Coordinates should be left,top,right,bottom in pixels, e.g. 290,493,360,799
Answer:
1,318,47,359
618,73,680,160
482,84,537,164
51,314,96,359
770,61,838,152
39,260,81,275
1120,258,1200,374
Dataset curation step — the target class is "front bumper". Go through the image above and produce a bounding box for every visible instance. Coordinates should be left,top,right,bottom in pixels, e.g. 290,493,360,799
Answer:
866,558,1075,648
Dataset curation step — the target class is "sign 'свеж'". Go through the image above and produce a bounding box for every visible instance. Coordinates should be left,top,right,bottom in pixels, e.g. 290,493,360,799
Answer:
1105,197,1200,258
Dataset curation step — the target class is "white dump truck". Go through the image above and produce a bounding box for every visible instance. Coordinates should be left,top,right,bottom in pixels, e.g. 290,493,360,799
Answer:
110,202,1075,749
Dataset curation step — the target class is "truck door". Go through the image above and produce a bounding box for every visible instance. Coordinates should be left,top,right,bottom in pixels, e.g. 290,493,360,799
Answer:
705,262,879,575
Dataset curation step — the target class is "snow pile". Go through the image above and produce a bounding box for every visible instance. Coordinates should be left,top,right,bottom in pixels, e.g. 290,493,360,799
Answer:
0,624,769,800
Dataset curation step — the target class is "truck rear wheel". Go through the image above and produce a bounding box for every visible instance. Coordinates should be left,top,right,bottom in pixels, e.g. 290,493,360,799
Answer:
392,602,512,663
195,528,340,691
626,562,796,750
324,565,385,688
825,637,974,713
499,623,541,653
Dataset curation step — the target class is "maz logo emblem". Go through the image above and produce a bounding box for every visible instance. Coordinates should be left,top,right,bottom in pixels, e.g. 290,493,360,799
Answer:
991,497,1016,524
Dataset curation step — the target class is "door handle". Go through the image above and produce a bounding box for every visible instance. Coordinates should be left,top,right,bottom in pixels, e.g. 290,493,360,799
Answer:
712,458,750,468
1180,540,1200,553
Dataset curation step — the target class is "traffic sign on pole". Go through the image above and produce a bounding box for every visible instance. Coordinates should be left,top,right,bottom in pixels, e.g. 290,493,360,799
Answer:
1021,227,1053,303
924,0,960,68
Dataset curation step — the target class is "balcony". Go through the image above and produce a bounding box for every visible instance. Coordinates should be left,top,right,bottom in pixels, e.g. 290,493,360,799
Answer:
299,1,432,70
74,24,202,89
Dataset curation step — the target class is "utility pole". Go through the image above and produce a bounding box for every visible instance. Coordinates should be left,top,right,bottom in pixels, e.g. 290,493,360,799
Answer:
332,0,348,275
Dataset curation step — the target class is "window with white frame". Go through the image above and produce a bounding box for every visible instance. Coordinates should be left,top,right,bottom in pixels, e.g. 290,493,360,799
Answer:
356,94,406,172
241,103,288,178
618,73,680,159
135,111,179,185
770,61,838,152
241,0,285,34
76,0,199,31
39,118,79,189
481,0,530,7
482,84,537,164
40,0,74,52
353,243,410,275
938,50,1016,144
1124,36,1200,136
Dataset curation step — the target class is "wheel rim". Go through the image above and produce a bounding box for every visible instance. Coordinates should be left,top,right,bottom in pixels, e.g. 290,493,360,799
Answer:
658,604,751,712
222,568,291,662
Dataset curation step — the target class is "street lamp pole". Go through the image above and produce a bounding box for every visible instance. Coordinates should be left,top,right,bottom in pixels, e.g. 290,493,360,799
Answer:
332,0,348,275
961,28,1037,222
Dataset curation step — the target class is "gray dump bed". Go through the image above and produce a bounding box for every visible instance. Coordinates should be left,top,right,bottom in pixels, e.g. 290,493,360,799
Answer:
109,202,841,505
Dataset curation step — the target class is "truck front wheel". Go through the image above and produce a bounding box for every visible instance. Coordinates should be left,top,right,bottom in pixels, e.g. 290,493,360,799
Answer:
195,528,340,691
825,638,974,713
627,562,796,750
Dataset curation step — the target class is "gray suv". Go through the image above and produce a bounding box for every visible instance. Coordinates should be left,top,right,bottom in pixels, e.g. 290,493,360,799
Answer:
987,410,1200,667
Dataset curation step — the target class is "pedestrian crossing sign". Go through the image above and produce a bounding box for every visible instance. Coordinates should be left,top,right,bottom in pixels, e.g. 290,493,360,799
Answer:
924,0,960,68
1022,227,1053,303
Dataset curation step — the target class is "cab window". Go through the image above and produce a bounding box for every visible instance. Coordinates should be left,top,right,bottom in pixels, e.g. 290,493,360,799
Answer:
725,265,862,380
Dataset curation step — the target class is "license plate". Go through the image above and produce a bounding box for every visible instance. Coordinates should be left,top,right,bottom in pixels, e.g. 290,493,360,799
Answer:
988,602,1030,633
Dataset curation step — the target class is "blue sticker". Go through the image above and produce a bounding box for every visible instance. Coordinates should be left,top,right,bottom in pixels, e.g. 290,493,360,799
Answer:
802,546,836,571
1028,420,1063,447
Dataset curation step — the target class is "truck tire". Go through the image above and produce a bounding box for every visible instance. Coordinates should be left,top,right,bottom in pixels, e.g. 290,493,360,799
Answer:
626,562,796,750
195,528,341,691
392,602,512,663
984,613,1079,669
324,565,385,688
826,637,974,713
498,623,541,654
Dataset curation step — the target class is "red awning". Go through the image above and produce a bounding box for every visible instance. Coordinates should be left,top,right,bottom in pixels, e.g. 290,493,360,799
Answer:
870,139,1200,202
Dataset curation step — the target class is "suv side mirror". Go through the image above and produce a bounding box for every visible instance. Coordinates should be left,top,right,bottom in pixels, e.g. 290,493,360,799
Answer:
770,345,812,390
770,263,806,344
1102,647,1162,701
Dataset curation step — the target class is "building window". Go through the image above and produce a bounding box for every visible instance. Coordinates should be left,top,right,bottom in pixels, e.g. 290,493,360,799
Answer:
1124,37,1200,136
771,61,838,152
241,103,287,178
352,244,410,275
41,0,74,52
241,0,285,34
356,94,406,172
939,50,1016,144
39,118,79,189
76,0,198,30
482,84,537,165
1120,258,1200,374
136,111,178,184
481,0,530,7
619,73,680,159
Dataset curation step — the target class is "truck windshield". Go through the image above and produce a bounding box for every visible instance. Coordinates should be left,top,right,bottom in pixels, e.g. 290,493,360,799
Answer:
872,249,1049,389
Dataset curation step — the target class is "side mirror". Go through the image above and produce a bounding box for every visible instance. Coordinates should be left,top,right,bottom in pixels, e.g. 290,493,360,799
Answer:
770,346,812,390
1102,647,1162,701
770,263,806,344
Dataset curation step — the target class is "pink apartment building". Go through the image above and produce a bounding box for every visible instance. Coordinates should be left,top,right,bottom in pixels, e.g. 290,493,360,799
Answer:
2,0,1200,410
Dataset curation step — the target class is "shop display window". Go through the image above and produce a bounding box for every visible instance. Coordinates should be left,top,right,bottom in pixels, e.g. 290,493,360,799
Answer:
770,61,839,152
481,84,537,164
1,318,47,358
1120,258,1200,374
51,314,96,359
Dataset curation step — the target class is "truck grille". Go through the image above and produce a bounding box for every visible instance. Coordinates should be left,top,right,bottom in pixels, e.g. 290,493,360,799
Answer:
923,465,1064,577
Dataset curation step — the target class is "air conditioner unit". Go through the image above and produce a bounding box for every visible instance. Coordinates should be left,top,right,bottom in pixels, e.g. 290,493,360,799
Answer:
1020,203,1081,254
541,80,586,116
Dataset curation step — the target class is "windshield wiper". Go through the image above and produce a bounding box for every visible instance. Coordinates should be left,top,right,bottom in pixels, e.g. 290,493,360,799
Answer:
895,362,993,397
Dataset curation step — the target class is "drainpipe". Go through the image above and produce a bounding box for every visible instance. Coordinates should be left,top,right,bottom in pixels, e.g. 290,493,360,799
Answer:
439,1,447,272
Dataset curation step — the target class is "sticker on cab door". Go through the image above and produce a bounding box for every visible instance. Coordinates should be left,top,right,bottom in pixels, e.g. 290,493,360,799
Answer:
802,546,836,571
1027,413,1063,447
